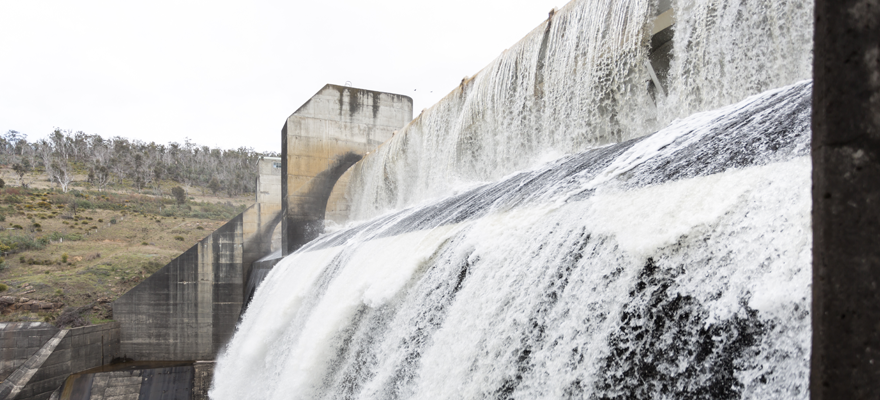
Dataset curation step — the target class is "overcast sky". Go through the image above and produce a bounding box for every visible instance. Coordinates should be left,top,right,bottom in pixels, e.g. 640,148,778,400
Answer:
1,0,565,153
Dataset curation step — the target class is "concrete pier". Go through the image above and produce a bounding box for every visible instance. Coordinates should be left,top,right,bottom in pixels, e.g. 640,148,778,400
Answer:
811,0,880,398
281,84,412,255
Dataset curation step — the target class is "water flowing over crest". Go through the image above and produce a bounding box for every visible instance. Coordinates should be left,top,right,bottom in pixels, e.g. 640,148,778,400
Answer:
212,81,813,399
346,0,812,221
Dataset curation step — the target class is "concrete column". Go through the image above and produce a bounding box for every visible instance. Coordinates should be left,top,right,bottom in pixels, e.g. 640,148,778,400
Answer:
811,0,880,398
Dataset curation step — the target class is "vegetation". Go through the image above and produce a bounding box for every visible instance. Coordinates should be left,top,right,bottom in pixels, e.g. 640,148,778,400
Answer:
0,185,248,325
1,129,277,196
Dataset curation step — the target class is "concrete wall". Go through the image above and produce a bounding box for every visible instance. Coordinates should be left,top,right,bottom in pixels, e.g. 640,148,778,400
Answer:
812,0,880,398
282,84,412,254
325,168,355,226
0,322,120,400
256,157,282,205
114,202,281,361
50,362,210,400
1,323,58,384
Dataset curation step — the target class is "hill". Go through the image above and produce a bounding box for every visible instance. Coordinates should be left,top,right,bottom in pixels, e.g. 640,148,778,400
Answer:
0,185,252,326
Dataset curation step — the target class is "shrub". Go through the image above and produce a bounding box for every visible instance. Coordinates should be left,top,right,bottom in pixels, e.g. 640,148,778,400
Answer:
172,186,186,205
0,283,7,292
174,236,184,241
98,219,103,223
110,218,117,224
89,226,97,230
141,242,149,245
19,256,25,263
61,253,68,263
4,195,22,204
0,178,5,188
196,226,204,230
12,224,22,230
32,223,41,228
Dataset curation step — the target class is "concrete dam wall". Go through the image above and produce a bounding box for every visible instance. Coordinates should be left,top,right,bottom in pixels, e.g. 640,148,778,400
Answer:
109,85,412,365
113,203,282,361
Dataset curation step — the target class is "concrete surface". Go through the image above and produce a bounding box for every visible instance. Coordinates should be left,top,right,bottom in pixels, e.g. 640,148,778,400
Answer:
0,323,120,400
256,157,282,205
114,203,281,361
281,84,412,255
811,0,880,398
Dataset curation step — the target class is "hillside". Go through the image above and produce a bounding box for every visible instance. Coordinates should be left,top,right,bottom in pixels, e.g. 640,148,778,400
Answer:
0,184,253,326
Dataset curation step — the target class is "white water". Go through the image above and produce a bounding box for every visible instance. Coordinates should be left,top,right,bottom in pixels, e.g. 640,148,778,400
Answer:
215,0,814,396
345,0,812,222
213,81,813,399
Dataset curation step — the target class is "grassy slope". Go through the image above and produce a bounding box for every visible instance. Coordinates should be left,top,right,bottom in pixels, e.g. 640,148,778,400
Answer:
0,177,253,325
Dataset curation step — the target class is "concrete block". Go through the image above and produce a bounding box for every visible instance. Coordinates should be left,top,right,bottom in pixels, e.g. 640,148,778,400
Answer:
103,384,140,396
105,394,139,400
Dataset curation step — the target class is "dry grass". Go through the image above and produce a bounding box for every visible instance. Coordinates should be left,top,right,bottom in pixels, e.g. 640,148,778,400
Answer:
0,181,252,324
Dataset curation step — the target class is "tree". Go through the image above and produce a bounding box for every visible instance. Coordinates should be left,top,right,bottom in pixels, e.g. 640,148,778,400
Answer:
51,158,74,192
12,159,32,187
208,178,221,195
171,186,186,205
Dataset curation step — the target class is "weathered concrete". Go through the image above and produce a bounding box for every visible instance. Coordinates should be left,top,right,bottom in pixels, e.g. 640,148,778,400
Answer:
0,323,120,400
191,362,213,400
283,151,363,253
256,156,282,205
281,84,412,255
325,167,355,226
0,329,67,400
242,253,283,313
811,0,880,398
114,202,281,361
50,362,202,400
0,323,59,384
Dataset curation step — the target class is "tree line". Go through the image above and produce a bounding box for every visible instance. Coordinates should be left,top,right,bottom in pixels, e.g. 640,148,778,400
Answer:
0,129,278,196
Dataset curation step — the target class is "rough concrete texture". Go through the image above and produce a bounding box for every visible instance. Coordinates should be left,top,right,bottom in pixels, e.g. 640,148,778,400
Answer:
282,84,412,255
812,0,880,398
325,167,354,226
0,323,58,383
0,323,120,400
114,203,281,361
283,151,363,253
256,156,282,205
191,362,213,400
52,363,200,400
0,329,67,400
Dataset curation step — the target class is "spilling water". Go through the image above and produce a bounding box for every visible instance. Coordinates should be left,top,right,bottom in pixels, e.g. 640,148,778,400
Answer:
212,80,812,399
345,0,812,221
214,0,814,396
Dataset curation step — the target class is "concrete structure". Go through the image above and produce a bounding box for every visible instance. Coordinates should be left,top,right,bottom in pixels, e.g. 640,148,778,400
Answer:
0,322,120,400
281,84,412,254
48,361,212,400
109,84,409,365
256,156,283,253
256,156,282,205
811,0,880,398
113,202,281,361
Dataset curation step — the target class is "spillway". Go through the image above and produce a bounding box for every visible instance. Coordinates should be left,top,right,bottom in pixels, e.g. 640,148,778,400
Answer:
212,80,812,399
213,0,814,397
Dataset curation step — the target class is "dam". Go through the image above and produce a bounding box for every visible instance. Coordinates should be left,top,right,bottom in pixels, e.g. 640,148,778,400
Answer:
2,0,878,398
216,0,821,398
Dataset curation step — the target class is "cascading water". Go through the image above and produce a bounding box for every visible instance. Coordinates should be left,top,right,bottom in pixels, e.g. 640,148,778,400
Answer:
212,81,812,399
214,0,815,397
345,0,812,221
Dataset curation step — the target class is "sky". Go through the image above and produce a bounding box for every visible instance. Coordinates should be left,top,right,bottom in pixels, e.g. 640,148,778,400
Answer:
1,0,566,153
